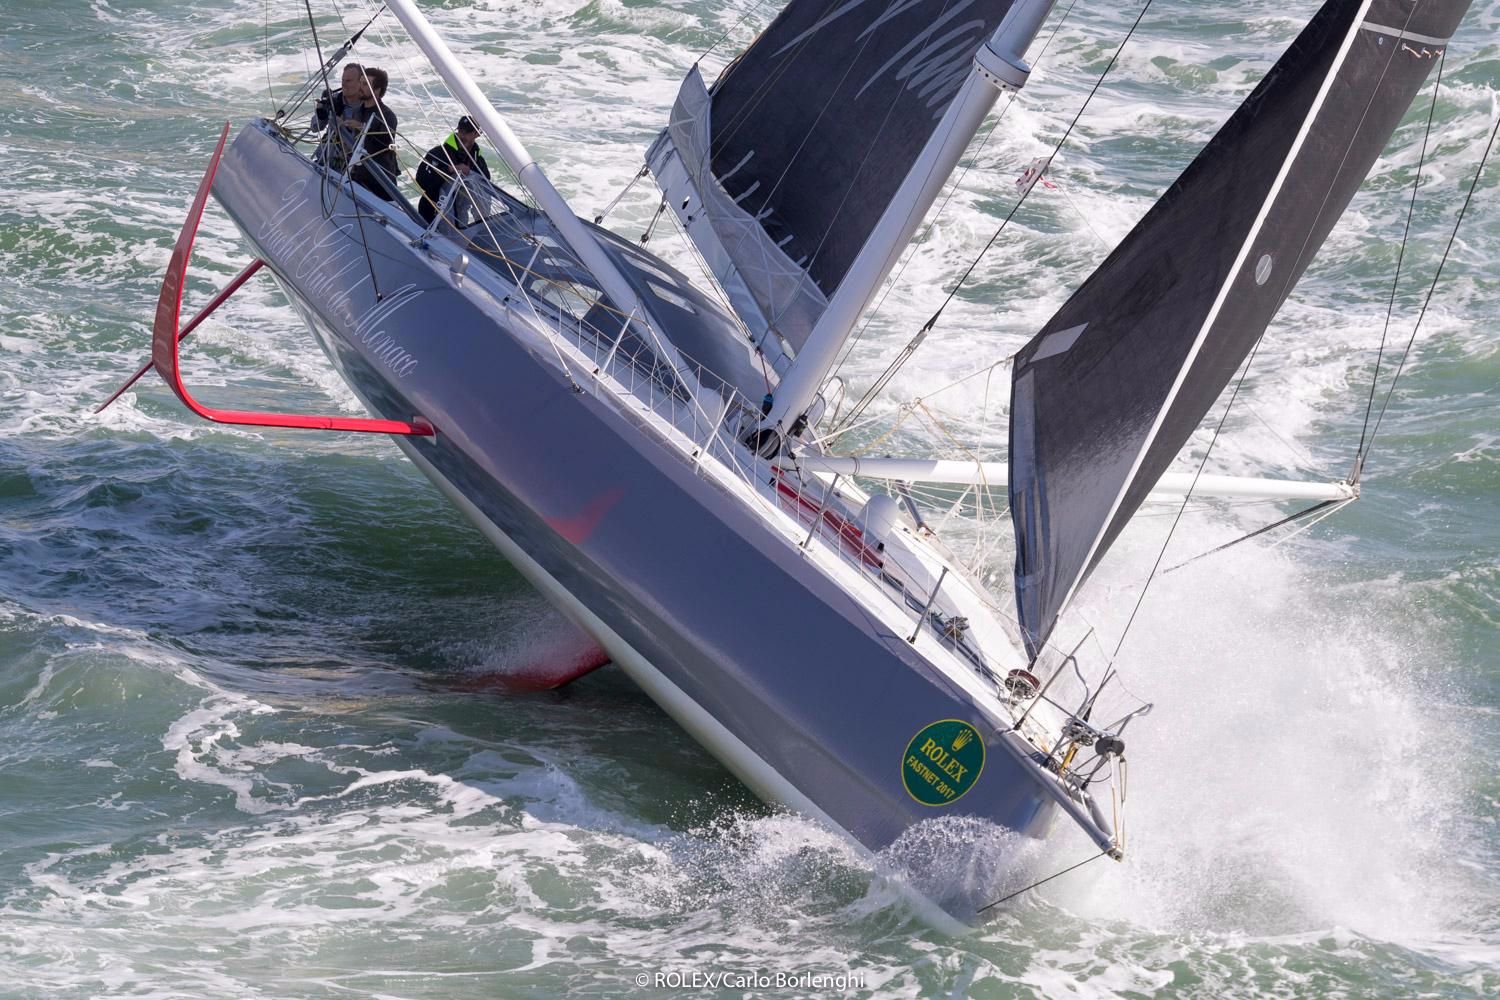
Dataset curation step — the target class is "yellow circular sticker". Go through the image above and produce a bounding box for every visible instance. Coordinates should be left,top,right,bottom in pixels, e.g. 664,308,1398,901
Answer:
901,719,985,806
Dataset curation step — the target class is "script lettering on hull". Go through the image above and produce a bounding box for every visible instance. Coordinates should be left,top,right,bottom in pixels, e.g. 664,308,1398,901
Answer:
258,178,422,379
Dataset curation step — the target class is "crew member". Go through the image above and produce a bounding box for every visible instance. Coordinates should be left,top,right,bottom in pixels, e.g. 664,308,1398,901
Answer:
312,62,365,131
415,115,492,225
312,62,366,169
349,66,401,201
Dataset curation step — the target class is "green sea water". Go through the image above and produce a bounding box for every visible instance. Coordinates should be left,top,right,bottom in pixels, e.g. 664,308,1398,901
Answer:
1,1,1497,996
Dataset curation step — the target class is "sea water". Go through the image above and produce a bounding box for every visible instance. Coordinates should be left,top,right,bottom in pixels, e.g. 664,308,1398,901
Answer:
0,0,1496,996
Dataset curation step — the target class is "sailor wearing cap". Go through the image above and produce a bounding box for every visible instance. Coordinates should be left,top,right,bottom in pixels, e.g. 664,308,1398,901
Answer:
416,115,493,225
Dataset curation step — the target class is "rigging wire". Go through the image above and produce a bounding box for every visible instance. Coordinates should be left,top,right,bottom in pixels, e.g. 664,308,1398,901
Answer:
1243,400,1326,476
1083,3,1441,676
1352,59,1446,476
594,166,648,225
1054,180,1111,250
1360,65,1498,471
659,206,757,329
640,197,669,244
264,0,277,111
976,849,1110,914
916,0,1155,337
302,0,335,118
689,0,772,68
302,0,387,301
823,354,1016,446
830,0,1132,438
1265,497,1355,550
1098,339,1265,682
278,4,385,123
1160,497,1349,575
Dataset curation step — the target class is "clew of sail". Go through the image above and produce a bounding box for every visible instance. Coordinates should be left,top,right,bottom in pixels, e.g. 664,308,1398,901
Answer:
1008,0,1472,660
647,0,1020,354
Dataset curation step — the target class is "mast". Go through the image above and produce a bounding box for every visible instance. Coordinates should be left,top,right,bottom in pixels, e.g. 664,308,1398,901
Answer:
759,0,1057,443
384,0,699,391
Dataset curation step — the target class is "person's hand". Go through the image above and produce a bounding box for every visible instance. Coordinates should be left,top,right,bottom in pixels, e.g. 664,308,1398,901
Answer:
316,90,332,117
456,162,472,175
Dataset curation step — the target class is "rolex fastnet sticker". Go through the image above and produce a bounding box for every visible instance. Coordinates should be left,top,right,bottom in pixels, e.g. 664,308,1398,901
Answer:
901,719,985,806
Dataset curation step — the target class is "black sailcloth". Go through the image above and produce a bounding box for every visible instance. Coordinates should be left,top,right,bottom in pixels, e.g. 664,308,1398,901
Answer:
648,0,1016,349
1009,0,1470,659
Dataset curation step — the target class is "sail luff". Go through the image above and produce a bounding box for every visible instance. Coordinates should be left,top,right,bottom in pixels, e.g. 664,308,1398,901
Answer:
1008,0,1473,660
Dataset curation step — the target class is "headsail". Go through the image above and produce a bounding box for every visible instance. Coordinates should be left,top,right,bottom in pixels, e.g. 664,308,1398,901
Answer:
1009,0,1471,659
647,0,1019,353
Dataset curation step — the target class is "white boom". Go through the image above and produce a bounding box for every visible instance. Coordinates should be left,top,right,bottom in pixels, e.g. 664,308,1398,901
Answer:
799,455,1358,503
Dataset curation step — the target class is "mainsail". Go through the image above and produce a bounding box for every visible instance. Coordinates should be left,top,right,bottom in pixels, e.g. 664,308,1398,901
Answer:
647,0,1019,353
1009,0,1471,659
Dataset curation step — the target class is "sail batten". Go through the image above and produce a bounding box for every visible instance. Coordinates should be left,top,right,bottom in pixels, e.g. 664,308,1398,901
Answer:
1008,0,1473,659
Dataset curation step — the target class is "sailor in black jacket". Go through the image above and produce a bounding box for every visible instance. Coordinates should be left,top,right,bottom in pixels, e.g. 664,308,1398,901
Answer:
415,116,492,225
348,67,401,201
311,63,367,169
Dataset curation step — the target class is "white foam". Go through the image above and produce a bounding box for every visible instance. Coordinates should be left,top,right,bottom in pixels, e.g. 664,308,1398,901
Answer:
3,1,1496,993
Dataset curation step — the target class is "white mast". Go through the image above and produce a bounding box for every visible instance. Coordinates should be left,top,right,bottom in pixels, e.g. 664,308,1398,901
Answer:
384,0,701,393
760,0,1058,441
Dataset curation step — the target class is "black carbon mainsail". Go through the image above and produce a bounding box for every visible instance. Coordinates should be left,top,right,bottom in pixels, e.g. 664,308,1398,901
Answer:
647,0,1017,350
1009,0,1471,659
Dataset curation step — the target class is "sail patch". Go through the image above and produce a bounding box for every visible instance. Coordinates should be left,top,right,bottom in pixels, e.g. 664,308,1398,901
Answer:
1026,323,1087,364
1360,22,1452,46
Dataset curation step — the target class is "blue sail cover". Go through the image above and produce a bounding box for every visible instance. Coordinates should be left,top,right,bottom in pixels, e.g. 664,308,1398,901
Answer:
647,0,1018,351
1009,0,1472,659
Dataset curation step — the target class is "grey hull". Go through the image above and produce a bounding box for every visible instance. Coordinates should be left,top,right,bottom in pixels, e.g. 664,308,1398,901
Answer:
212,121,1068,925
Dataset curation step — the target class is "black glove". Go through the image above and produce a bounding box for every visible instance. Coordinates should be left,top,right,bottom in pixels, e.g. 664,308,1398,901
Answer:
315,90,332,118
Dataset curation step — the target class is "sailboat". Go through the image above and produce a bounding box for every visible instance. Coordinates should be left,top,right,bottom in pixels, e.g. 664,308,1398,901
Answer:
110,0,1474,928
